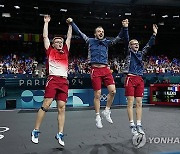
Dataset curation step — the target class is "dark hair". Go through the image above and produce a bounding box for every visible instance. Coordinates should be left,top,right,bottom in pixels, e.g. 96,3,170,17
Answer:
94,26,104,34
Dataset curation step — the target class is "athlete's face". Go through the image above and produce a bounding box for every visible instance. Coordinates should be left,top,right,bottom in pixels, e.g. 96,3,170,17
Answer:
53,38,64,50
129,40,139,52
94,27,104,40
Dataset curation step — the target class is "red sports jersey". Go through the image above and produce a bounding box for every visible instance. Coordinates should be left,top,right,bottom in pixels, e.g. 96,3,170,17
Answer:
46,44,69,77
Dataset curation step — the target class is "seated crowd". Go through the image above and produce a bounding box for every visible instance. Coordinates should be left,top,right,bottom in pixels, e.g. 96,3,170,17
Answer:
68,55,180,75
0,54,179,77
0,54,39,76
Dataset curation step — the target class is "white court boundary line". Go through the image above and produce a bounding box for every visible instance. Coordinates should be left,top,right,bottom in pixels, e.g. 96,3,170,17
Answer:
0,127,10,140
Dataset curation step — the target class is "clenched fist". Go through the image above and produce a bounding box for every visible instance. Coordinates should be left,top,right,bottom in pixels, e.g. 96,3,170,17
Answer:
66,18,73,24
122,19,129,27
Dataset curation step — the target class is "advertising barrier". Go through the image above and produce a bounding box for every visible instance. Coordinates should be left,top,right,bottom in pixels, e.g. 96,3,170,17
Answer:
19,87,149,109
1,76,174,109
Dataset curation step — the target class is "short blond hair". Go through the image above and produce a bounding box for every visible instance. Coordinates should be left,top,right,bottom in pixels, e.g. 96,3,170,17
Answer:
129,39,138,46
52,37,64,44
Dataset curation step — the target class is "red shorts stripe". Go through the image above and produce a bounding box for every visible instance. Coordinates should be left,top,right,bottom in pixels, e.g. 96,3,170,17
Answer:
44,75,69,102
124,75,144,97
90,67,115,91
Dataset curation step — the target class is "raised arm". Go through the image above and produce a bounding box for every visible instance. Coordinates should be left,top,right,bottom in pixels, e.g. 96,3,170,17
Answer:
65,22,72,51
153,24,158,36
43,15,51,50
142,24,158,54
109,19,129,46
66,18,89,43
122,19,129,47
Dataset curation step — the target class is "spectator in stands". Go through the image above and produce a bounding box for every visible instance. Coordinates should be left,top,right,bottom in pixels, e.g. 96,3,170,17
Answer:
124,23,158,136
66,17,128,128
34,68,39,77
40,69,46,78
31,15,72,147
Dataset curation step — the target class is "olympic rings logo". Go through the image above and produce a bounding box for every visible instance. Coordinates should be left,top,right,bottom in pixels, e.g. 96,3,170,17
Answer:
100,94,107,101
0,127,10,140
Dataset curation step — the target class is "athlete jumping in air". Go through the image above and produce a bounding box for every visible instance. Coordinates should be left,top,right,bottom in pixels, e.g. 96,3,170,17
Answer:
66,17,128,128
31,15,72,147
124,23,158,136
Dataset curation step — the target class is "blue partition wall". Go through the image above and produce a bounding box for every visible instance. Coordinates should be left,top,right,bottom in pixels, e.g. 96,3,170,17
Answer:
1,73,179,110
0,87,149,109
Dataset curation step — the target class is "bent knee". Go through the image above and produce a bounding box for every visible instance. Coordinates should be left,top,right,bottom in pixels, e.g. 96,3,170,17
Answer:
94,92,101,99
136,102,142,108
127,103,133,108
42,103,50,110
110,90,116,96
58,105,65,111
41,106,49,112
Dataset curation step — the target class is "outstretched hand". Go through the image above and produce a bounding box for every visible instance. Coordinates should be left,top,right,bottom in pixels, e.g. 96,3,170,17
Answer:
66,18,73,24
153,24,158,35
122,19,129,27
44,15,51,23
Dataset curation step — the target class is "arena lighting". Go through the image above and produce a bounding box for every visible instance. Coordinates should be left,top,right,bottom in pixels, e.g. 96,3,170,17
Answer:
105,17,111,20
105,12,108,15
14,6,20,9
58,22,61,24
151,14,155,16
39,14,46,16
2,13,11,17
118,14,121,17
173,15,179,18
60,9,67,12
34,6,38,9
125,13,131,16
158,22,164,25
0,5,4,7
162,15,168,18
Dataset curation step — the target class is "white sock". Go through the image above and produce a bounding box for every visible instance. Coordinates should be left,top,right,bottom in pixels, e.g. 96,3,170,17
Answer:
137,120,141,126
105,107,110,110
96,113,101,119
129,120,135,126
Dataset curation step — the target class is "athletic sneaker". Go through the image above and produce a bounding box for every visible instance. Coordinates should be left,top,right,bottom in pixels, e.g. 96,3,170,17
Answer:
102,110,113,124
136,125,145,135
130,125,138,136
31,129,40,144
55,133,65,147
95,116,103,128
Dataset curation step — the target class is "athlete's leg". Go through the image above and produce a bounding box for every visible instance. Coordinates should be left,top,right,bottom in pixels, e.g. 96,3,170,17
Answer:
55,99,66,146
56,100,66,133
135,97,143,122
101,84,116,124
127,96,134,122
31,98,53,144
34,98,53,129
94,90,101,114
94,90,103,128
135,77,145,134
106,84,116,108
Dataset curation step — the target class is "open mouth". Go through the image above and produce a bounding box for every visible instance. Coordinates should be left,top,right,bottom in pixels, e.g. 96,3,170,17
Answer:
99,35,103,38
135,46,139,49
58,45,62,48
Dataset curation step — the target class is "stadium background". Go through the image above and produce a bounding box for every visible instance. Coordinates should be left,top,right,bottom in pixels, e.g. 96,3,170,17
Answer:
0,0,179,109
